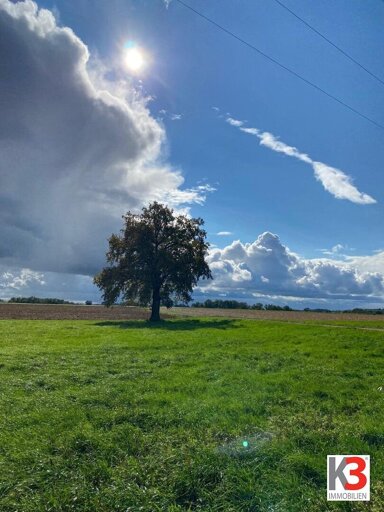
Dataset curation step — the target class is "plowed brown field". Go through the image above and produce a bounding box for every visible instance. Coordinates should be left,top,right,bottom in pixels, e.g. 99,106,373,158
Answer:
1,303,384,324
0,304,153,320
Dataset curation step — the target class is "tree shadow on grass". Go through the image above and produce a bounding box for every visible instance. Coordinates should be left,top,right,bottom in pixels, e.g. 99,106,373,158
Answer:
94,319,239,331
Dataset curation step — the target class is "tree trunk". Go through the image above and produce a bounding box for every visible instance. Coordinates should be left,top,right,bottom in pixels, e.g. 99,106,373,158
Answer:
149,287,161,322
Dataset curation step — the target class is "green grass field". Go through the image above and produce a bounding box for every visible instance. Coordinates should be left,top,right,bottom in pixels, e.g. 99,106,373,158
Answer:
1,318,383,511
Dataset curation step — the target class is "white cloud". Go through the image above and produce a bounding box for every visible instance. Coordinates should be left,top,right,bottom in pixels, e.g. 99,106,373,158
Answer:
319,244,356,257
331,244,345,254
216,231,233,236
226,117,376,205
347,251,384,275
0,0,212,277
226,117,244,127
200,232,384,304
239,127,260,136
0,265,97,302
210,260,252,284
255,130,312,164
312,162,376,204
1,269,45,290
158,110,183,121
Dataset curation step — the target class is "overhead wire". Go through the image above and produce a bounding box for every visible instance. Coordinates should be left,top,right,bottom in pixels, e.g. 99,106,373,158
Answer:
273,0,384,88
174,0,384,132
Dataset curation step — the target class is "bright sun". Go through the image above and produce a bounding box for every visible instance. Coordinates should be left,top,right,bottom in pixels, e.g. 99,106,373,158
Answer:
125,47,145,72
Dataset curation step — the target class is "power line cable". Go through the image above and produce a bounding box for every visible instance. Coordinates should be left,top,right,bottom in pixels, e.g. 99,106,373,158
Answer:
273,0,384,87
174,0,384,132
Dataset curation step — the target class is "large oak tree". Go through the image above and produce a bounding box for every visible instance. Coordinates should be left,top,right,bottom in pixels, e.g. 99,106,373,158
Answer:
94,202,212,321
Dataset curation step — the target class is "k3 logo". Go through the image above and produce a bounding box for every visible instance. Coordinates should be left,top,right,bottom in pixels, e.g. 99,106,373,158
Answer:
327,455,370,501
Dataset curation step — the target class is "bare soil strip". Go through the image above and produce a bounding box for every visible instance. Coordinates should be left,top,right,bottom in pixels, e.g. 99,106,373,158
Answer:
1,304,384,330
0,304,152,320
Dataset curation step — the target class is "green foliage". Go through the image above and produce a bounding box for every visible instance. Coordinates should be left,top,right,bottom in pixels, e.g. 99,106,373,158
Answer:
94,202,212,321
1,318,384,510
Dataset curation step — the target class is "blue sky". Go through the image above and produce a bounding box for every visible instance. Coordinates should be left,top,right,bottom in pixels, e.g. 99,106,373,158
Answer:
1,0,384,307
36,0,384,256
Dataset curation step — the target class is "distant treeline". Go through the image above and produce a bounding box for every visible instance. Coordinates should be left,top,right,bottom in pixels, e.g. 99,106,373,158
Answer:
5,296,75,305
339,308,384,315
1,297,383,314
303,307,384,315
192,299,293,311
191,299,384,314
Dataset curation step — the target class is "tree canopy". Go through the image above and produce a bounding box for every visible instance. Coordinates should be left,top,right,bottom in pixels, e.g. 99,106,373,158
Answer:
94,202,212,321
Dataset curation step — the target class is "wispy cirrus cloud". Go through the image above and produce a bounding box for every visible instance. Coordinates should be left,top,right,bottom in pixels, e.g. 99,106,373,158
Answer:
225,117,376,205
226,117,244,127
158,110,183,121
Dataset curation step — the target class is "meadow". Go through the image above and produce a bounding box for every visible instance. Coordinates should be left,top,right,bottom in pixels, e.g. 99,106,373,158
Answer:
1,316,384,511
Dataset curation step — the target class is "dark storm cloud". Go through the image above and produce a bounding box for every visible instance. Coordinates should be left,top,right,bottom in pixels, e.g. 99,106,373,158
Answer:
0,0,208,276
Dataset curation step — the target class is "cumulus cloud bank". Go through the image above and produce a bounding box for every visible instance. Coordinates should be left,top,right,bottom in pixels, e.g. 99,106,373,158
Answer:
0,0,211,276
226,118,376,205
2,231,384,306
201,232,384,303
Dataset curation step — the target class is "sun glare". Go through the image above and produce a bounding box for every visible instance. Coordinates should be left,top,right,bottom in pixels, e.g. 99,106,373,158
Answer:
125,47,146,72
